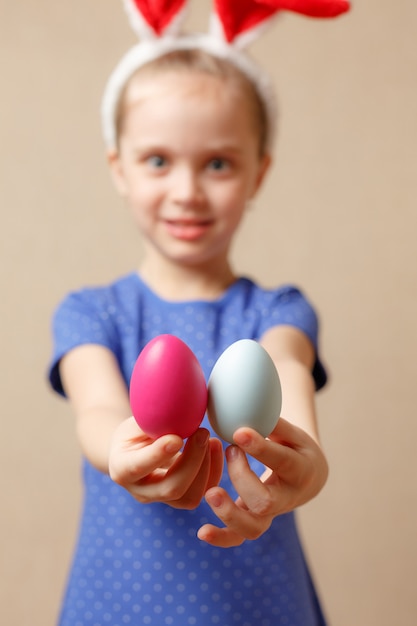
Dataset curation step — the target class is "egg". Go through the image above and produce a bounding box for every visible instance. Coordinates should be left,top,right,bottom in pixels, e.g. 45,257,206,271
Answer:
207,339,282,443
129,334,207,439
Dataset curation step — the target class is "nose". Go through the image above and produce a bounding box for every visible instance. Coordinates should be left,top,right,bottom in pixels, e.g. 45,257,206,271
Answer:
171,165,205,208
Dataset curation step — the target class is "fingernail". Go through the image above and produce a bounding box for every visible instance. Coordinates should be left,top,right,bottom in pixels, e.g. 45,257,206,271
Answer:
233,432,251,448
207,492,223,508
165,440,182,454
226,445,240,461
196,429,209,447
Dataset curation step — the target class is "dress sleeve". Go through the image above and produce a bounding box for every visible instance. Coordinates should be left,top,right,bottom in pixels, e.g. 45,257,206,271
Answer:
258,285,328,391
48,290,119,397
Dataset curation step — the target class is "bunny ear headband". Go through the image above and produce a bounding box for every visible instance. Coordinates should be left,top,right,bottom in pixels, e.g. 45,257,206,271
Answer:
102,0,351,151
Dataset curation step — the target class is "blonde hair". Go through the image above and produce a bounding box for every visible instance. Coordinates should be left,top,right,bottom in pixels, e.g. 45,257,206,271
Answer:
115,48,273,157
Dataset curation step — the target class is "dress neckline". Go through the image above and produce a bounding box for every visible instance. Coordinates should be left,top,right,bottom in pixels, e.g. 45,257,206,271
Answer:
131,272,251,306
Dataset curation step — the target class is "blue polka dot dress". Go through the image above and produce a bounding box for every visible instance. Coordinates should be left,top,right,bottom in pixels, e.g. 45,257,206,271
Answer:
49,274,328,626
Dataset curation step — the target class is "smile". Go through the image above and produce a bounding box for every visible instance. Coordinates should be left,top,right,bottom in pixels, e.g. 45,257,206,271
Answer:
164,219,213,241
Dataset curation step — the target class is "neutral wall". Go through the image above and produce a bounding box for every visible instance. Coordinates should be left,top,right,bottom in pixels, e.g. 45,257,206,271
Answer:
1,1,416,625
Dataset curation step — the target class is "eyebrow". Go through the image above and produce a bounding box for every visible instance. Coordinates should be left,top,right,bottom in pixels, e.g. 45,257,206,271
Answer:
130,142,245,157
196,141,249,157
130,144,168,156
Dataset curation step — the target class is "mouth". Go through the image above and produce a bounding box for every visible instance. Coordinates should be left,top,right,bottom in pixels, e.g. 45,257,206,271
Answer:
163,218,213,241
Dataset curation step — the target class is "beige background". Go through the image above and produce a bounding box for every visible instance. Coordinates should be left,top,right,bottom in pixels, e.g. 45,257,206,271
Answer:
1,1,416,625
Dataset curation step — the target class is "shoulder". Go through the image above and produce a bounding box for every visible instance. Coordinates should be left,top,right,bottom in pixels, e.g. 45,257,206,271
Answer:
239,278,319,326
239,278,327,390
237,276,309,301
49,273,141,395
52,272,140,321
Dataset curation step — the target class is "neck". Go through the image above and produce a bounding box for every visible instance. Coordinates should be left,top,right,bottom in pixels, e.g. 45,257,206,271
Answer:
139,256,237,301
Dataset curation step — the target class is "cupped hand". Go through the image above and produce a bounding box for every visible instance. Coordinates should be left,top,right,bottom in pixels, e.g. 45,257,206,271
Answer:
198,417,328,547
109,417,224,510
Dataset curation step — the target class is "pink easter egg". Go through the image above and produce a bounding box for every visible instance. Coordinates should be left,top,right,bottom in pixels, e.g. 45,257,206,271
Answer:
129,334,207,439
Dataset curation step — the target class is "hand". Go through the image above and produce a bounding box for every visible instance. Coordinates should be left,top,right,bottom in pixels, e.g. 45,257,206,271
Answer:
198,417,328,547
109,417,224,509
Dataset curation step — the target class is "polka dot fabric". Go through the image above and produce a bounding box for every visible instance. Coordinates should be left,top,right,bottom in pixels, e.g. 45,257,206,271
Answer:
49,274,327,626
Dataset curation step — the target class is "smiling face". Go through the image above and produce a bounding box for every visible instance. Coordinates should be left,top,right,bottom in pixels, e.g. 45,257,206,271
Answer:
108,69,270,274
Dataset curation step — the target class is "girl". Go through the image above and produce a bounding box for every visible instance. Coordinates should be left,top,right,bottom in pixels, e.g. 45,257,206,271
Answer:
49,2,349,624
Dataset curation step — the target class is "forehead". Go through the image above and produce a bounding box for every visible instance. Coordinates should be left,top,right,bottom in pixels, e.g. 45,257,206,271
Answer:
125,70,245,110
122,71,257,139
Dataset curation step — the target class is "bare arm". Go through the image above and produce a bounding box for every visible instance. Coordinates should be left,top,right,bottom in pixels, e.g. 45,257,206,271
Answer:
60,345,132,472
260,324,321,443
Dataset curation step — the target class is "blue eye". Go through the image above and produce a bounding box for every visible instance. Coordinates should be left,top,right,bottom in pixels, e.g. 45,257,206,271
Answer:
147,155,166,168
208,158,229,171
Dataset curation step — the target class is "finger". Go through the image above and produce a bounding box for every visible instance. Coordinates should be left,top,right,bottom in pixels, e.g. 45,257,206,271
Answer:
233,423,327,509
171,437,224,507
109,430,183,486
225,445,275,516
197,522,245,548
233,426,301,481
268,416,311,447
266,419,326,489
164,443,210,508
165,428,210,484
205,438,224,491
135,428,210,501
202,487,272,542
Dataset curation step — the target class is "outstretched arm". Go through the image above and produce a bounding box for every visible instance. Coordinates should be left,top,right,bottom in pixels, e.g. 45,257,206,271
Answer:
198,325,328,546
60,344,223,509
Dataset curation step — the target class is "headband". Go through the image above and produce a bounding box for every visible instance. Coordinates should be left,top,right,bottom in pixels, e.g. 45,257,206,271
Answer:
101,0,351,151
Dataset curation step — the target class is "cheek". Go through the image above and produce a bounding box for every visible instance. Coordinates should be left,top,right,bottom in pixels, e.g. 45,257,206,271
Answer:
212,181,250,216
127,179,163,211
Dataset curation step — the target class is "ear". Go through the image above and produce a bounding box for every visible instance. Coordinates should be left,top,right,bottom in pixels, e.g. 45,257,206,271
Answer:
250,152,272,198
107,149,128,197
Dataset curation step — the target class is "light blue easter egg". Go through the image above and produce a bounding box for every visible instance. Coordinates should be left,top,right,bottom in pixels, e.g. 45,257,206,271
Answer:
207,339,282,443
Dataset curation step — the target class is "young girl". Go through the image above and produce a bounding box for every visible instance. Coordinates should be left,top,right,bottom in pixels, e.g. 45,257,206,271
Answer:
49,2,349,624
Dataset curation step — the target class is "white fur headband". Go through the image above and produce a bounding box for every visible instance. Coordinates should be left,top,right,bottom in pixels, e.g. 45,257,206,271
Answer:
101,0,351,151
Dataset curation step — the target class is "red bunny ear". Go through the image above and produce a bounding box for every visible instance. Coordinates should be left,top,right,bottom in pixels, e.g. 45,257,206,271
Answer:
213,0,350,44
257,0,350,19
213,0,278,43
125,0,188,37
